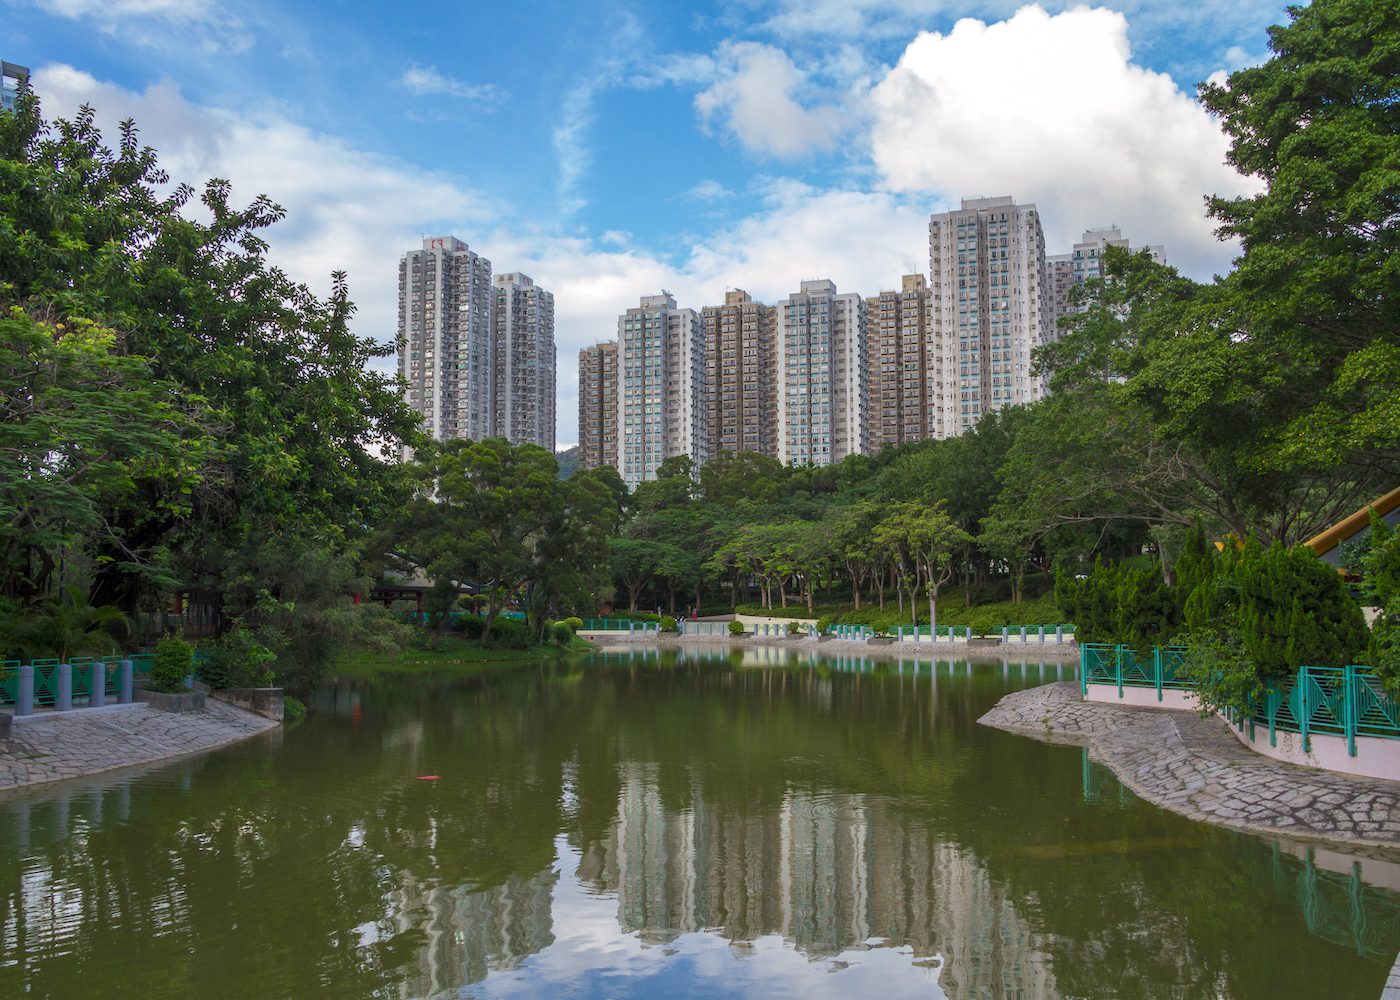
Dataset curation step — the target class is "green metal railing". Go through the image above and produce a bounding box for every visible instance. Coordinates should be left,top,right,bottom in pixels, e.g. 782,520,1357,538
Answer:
1080,643,1400,756
0,654,156,710
581,618,661,634
1079,644,1189,701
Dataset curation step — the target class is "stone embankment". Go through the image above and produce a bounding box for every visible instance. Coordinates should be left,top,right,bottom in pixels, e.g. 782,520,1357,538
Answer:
980,681,1400,850
0,700,278,793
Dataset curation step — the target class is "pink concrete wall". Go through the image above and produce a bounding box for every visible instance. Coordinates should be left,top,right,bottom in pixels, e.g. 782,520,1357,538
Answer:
1225,721,1400,783
1084,683,1199,711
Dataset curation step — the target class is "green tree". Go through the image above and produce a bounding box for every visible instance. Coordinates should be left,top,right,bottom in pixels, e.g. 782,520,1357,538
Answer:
609,537,668,613
0,96,419,624
874,503,970,630
0,310,206,602
1200,0,1400,473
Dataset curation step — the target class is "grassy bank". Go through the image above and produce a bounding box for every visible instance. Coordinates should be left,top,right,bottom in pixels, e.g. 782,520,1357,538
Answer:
330,635,595,678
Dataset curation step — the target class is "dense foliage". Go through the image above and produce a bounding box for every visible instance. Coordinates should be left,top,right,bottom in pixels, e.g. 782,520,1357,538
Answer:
0,93,420,689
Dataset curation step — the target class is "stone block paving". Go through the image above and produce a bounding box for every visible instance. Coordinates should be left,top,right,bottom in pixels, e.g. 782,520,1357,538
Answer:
1385,952,1400,1000
0,701,277,793
979,681,1400,851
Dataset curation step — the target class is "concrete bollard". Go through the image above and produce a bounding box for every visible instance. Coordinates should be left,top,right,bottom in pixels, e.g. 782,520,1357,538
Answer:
1038,625,1046,643
57,663,72,711
91,663,106,708
1056,625,1064,643
1002,626,1009,642
1020,626,1028,643
119,661,134,704
17,664,34,716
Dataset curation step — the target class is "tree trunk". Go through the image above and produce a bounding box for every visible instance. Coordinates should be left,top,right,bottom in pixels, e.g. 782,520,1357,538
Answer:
627,580,641,613
667,580,676,614
481,596,501,647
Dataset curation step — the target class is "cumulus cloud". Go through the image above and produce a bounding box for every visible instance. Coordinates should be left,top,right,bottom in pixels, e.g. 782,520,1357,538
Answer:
399,64,506,104
868,5,1258,277
694,42,849,159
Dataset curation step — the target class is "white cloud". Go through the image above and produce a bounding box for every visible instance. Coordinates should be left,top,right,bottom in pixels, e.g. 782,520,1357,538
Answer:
678,179,735,203
25,0,252,52
868,5,1258,278
399,65,506,104
694,41,849,159
33,63,494,362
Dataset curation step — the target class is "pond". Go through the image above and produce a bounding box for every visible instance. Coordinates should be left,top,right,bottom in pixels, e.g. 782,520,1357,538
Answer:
1,647,1398,999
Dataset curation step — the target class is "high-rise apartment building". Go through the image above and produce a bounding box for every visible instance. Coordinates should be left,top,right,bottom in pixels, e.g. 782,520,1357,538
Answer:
492,272,556,451
928,196,1051,438
578,342,619,472
617,293,707,487
866,274,933,451
1,61,29,112
776,280,867,467
1049,226,1165,328
398,236,494,443
701,289,778,459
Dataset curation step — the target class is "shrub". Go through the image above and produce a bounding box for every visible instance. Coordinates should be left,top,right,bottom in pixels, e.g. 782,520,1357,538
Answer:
456,614,535,650
1183,540,1367,677
660,615,678,633
816,615,833,632
562,616,584,632
198,624,277,690
551,620,574,646
787,620,802,635
728,620,746,636
1179,541,1369,715
150,632,194,693
282,695,307,723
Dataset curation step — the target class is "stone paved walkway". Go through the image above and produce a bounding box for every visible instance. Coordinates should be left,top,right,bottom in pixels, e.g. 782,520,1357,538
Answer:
0,701,278,793
980,681,1400,851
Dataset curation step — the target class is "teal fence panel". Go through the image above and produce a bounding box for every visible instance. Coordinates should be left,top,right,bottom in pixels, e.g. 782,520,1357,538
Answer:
0,661,16,705
1084,644,1400,755
69,657,94,700
30,660,60,707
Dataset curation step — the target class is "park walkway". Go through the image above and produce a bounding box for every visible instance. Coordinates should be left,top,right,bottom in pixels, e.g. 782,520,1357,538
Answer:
0,701,277,792
980,681,1400,850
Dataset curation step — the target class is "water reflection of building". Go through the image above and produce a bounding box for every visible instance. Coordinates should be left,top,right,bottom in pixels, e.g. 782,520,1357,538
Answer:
384,870,556,998
576,765,1056,998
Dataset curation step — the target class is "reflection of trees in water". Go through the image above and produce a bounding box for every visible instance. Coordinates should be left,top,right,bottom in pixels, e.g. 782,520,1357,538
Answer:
1,658,1398,1000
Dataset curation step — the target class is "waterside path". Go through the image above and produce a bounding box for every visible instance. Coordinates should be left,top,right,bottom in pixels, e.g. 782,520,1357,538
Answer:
0,701,278,793
980,681,1400,852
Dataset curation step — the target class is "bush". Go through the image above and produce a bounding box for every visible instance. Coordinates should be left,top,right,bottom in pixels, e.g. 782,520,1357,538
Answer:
456,614,535,650
150,632,194,693
282,695,307,723
787,620,802,635
551,621,574,646
816,615,833,633
561,617,584,632
660,615,678,633
198,624,276,690
1183,540,1367,678
728,620,746,636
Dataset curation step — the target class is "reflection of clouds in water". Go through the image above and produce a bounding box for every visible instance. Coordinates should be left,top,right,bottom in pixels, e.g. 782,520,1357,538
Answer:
456,765,1056,1000
467,834,956,1000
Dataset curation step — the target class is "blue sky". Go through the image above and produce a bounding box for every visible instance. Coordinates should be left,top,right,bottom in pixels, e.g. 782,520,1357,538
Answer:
6,0,1289,445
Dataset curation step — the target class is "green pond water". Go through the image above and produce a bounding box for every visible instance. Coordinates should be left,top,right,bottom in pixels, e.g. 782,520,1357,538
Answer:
2,647,1399,999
